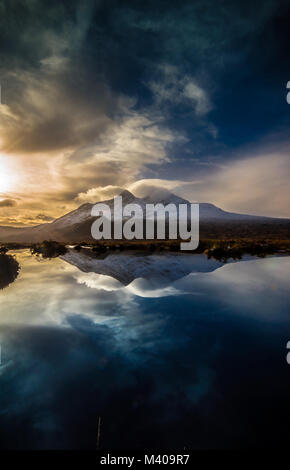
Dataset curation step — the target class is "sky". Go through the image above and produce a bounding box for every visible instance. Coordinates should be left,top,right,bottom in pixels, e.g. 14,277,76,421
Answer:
0,0,289,226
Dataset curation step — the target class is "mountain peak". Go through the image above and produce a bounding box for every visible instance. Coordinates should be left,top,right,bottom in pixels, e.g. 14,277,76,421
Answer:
144,189,189,206
119,189,134,197
118,189,138,202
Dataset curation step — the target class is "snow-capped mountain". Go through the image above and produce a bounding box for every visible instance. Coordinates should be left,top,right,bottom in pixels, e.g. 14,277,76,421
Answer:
60,248,228,288
0,189,289,243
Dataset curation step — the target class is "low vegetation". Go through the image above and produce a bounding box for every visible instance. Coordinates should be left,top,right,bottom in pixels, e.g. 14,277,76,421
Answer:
1,238,290,262
30,240,67,259
201,239,290,262
84,238,290,261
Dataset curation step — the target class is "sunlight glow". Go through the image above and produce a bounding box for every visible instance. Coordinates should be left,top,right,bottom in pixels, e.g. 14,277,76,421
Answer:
0,154,17,192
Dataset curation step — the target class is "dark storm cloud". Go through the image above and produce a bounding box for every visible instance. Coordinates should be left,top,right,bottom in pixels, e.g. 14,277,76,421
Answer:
0,0,286,156
0,0,122,154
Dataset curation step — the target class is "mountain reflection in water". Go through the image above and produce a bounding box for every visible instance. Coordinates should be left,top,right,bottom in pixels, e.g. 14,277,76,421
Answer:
0,250,289,449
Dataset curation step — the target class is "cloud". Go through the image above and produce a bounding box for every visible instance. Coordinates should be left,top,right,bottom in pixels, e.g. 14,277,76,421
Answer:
0,1,124,156
70,111,186,202
71,111,185,166
178,151,290,218
77,178,196,205
0,198,17,207
127,149,290,218
0,69,121,154
128,178,195,198
148,64,212,116
0,104,186,224
77,186,124,203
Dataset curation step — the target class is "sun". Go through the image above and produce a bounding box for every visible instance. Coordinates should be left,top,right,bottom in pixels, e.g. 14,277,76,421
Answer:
0,154,17,192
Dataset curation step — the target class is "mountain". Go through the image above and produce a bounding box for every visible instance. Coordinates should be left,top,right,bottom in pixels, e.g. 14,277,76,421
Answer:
60,248,230,289
0,189,289,244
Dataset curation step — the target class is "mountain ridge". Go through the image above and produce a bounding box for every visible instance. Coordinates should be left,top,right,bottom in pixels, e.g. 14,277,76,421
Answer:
0,189,289,244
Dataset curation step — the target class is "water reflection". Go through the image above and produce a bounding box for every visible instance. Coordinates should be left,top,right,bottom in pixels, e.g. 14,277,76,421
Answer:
0,250,289,449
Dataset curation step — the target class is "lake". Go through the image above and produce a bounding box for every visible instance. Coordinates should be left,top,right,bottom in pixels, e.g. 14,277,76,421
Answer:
0,249,290,449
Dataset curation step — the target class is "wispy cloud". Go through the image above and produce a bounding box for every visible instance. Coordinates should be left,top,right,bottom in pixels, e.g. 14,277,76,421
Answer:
178,151,290,218
148,64,212,116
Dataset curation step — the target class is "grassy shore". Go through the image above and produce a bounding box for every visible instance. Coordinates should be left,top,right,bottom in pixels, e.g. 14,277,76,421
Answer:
86,238,290,261
1,238,289,261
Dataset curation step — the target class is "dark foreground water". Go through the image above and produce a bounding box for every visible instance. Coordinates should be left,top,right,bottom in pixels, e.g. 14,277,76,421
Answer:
0,249,290,450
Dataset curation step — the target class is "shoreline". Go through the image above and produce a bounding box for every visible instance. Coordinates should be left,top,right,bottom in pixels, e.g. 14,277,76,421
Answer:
2,238,290,262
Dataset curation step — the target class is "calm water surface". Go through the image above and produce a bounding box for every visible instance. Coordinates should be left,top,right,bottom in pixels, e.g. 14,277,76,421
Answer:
0,249,290,449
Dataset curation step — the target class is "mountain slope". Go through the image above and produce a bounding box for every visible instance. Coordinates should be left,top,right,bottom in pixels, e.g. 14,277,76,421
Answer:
0,190,289,244
60,248,228,286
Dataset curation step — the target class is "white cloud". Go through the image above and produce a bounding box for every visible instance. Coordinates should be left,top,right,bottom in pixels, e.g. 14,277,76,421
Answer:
77,185,123,203
179,151,290,217
125,150,290,218
74,112,183,166
183,81,211,116
148,64,212,116
73,112,187,203
128,178,196,198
